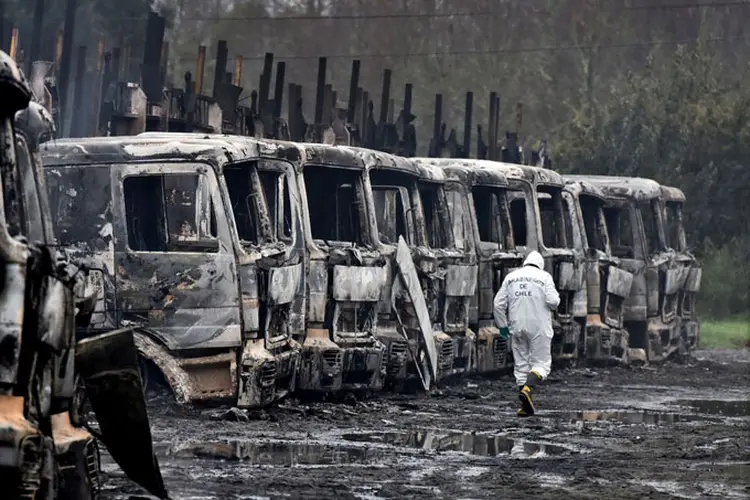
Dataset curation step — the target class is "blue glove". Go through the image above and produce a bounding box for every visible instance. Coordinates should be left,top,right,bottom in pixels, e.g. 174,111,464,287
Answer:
499,327,510,340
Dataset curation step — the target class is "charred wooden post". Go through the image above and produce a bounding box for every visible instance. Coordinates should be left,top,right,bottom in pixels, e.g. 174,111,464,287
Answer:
477,124,487,159
70,45,86,137
141,12,165,104
212,40,228,98
323,83,333,125
111,47,121,82
395,82,416,156
195,45,206,95
488,92,497,160
360,89,369,138
27,0,44,75
258,52,273,114
160,40,169,90
379,69,391,126
347,60,359,125
428,93,443,157
314,57,326,128
233,55,243,86
8,26,17,59
58,0,76,136
55,30,63,70
463,91,473,158
89,39,105,136
272,61,286,139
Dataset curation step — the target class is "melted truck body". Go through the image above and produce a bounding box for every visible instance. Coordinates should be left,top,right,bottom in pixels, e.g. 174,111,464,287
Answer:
345,148,476,387
491,164,586,364
2,52,166,499
566,175,684,362
660,185,701,351
414,158,524,373
563,179,634,364
268,142,387,394
41,134,302,408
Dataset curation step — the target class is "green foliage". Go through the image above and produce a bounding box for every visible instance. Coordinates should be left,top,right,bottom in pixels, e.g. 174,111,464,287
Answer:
698,238,750,319
700,318,750,349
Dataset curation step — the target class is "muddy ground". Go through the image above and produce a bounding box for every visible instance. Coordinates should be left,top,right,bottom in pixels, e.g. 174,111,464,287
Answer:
99,348,750,500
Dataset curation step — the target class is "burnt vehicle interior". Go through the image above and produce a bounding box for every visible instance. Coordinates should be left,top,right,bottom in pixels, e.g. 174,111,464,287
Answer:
664,201,687,252
578,194,610,255
502,186,530,249
370,169,420,246
537,185,573,251
471,184,514,250
224,161,294,248
602,202,637,259
303,165,367,248
124,173,219,253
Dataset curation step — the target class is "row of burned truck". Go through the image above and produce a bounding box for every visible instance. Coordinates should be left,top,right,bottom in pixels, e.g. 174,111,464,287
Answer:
37,121,702,409
1,52,167,499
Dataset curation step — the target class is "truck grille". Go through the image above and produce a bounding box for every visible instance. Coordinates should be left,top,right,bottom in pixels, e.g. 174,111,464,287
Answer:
600,330,611,349
493,337,508,367
387,341,408,377
322,349,343,370
18,435,43,500
260,361,277,387
439,338,454,370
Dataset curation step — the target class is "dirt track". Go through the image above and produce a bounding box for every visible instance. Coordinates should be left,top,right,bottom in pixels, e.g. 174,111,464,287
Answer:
100,349,750,500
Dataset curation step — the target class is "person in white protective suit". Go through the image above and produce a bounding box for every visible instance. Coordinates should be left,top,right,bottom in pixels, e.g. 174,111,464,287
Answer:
493,250,560,417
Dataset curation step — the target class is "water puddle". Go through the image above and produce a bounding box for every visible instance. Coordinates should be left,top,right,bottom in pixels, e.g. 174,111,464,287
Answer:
549,409,711,424
340,430,578,458
159,439,381,466
671,399,750,418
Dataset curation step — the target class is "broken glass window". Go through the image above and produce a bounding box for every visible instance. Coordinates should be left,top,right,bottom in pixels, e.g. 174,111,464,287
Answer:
123,172,218,252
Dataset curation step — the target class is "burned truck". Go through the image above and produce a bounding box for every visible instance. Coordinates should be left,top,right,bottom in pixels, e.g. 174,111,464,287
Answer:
2,52,166,499
566,175,687,362
414,158,526,373
136,135,388,396
660,185,701,351
487,164,586,364
346,148,477,388
41,135,302,408
286,143,388,394
562,178,634,364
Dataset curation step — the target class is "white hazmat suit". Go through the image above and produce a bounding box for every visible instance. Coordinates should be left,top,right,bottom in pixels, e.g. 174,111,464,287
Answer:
493,251,560,388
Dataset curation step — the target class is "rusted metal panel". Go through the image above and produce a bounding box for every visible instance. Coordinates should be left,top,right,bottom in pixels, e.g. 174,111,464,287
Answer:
684,267,702,293
268,263,302,305
332,265,387,302
444,265,477,297
606,266,634,298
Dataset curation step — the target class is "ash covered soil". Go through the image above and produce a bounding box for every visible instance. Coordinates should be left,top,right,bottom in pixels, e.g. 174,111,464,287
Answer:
101,349,750,500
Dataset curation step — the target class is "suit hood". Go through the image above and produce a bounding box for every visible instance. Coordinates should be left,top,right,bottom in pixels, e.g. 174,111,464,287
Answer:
523,250,544,270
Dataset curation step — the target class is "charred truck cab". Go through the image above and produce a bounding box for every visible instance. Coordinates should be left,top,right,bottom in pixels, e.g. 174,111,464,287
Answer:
562,179,634,364
41,135,302,408
16,101,167,499
566,175,682,363
354,149,477,387
278,143,387,394
416,159,525,374
493,164,586,364
660,185,701,351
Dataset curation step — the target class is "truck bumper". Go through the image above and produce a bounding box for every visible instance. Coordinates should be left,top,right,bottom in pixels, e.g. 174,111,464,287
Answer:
296,334,385,393
237,343,300,408
644,318,681,363
682,320,700,350
551,321,581,362
585,322,629,365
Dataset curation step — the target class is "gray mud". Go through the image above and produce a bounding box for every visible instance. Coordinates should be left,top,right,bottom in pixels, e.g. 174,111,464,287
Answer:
99,349,750,499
